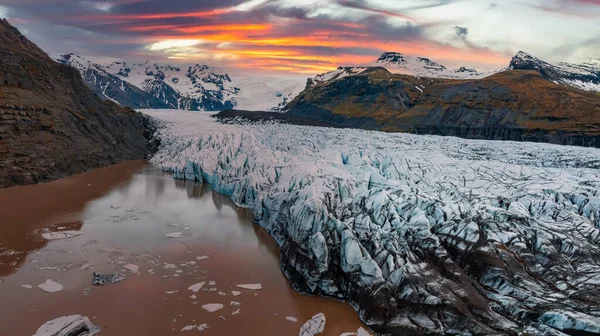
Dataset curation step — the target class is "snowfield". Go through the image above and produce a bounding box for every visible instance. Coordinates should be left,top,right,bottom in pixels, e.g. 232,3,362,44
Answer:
144,109,600,335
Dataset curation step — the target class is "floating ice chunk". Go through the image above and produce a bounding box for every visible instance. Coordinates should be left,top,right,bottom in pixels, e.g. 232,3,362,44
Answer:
123,264,139,273
181,325,196,331
196,256,209,261
38,279,63,293
166,291,178,294
208,281,216,286
33,315,99,336
165,232,183,238
202,304,224,312
188,282,206,293
42,231,83,240
164,263,177,269
232,308,240,315
340,327,372,336
80,263,95,270
230,301,241,306
21,284,33,289
236,283,262,290
218,292,226,296
231,291,241,296
286,316,298,322
190,295,197,299
198,324,209,331
92,272,125,286
299,313,326,336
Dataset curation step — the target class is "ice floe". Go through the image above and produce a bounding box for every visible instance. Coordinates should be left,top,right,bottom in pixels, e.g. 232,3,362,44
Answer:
201,303,224,312
299,313,326,336
123,264,139,273
33,315,99,336
92,272,125,285
165,232,183,238
38,279,63,293
236,284,262,290
188,282,206,293
286,316,298,322
41,231,83,240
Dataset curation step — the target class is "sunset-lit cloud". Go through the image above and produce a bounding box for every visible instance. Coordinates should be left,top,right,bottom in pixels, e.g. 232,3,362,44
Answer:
2,0,599,74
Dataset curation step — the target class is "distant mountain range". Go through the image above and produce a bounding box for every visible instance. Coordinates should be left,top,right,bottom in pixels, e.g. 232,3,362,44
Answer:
55,51,600,113
54,54,305,112
315,51,600,92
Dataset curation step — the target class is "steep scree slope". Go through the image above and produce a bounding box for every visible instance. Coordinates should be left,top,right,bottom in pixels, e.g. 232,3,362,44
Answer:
0,19,155,188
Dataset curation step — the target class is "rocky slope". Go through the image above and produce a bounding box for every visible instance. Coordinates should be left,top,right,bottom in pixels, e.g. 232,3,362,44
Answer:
148,110,600,335
55,54,306,112
285,66,600,148
0,19,155,188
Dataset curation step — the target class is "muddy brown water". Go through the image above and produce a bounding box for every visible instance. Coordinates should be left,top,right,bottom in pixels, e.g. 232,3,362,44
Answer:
0,161,368,335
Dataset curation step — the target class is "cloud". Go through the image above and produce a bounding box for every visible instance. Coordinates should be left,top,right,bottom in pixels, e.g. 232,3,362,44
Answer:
453,26,468,37
2,0,599,74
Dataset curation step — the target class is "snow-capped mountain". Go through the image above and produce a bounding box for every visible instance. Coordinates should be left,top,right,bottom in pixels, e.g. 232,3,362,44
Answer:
509,51,600,92
370,52,495,79
54,54,305,111
55,54,169,109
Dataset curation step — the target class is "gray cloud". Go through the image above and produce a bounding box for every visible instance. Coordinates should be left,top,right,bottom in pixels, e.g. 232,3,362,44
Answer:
454,26,468,37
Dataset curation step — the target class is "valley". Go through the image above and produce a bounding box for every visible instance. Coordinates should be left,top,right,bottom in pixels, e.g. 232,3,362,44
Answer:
1,4,600,335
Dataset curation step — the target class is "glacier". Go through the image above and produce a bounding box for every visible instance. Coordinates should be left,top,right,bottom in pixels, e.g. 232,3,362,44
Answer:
144,109,600,335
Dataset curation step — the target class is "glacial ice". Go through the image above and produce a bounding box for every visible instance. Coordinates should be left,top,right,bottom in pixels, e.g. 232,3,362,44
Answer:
165,232,183,238
201,303,224,312
145,110,600,335
37,279,63,293
41,230,83,240
299,313,326,336
188,282,206,293
236,283,262,290
33,315,99,336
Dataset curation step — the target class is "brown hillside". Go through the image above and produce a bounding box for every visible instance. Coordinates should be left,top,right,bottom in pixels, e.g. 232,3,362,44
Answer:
0,19,155,188
286,67,600,147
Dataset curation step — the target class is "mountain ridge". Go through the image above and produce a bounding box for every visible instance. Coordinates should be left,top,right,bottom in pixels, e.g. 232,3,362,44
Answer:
54,54,305,112
282,66,600,148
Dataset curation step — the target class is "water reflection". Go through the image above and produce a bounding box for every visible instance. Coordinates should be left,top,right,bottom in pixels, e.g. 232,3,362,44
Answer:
0,161,147,277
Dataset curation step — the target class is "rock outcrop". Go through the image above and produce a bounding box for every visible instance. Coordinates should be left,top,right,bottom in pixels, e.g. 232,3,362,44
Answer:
0,19,156,188
284,67,600,148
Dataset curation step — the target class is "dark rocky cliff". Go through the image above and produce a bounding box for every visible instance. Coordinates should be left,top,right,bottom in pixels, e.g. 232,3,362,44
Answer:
0,19,156,188
285,67,600,148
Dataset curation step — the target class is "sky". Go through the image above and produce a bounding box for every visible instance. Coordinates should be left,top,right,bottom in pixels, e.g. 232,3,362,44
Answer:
1,0,599,74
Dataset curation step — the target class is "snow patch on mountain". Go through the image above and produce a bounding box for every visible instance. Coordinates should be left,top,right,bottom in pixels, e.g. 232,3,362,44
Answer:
370,52,496,79
145,109,600,335
509,51,600,92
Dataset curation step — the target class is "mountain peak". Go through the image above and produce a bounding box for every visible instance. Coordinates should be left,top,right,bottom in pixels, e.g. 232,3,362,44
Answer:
509,51,546,70
377,52,407,64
